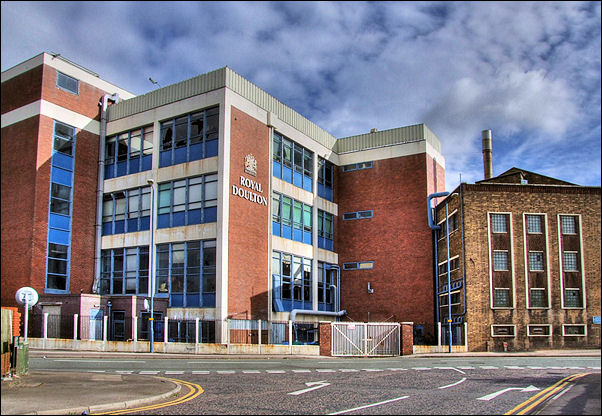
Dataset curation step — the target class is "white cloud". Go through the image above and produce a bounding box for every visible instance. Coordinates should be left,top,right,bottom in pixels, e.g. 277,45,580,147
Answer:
2,1,599,189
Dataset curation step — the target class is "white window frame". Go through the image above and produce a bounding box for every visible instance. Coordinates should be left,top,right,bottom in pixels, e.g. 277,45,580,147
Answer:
488,212,515,309
557,214,586,309
491,325,516,337
523,213,551,309
527,324,552,337
562,324,587,337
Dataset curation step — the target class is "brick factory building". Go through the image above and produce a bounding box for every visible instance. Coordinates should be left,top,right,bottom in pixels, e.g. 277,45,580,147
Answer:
433,135,601,351
2,53,445,345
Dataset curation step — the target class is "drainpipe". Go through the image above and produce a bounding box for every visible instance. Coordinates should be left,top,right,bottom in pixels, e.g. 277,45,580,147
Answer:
427,192,449,327
93,94,120,293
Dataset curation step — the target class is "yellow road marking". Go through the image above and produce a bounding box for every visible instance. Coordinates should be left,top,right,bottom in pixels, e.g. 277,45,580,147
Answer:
504,373,590,415
92,377,204,415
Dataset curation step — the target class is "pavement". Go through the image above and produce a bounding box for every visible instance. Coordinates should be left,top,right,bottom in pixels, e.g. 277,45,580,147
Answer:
1,348,600,415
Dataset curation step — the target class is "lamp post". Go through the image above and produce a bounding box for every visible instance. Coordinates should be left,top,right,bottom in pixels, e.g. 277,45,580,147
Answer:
147,178,156,353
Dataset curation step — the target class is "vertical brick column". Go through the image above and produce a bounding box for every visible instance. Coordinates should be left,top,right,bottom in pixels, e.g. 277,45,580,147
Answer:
319,322,331,356
400,322,414,356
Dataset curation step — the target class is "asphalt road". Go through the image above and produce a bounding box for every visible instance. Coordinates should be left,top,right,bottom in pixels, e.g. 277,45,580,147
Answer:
30,355,601,415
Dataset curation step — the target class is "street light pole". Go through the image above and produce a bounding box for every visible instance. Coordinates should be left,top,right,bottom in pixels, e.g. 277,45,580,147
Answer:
147,179,156,353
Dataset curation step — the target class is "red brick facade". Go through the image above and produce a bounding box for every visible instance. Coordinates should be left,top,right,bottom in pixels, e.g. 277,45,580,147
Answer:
337,153,443,343
227,107,270,319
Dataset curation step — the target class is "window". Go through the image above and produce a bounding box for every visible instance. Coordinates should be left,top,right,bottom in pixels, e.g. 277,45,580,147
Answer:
528,251,544,271
50,183,71,216
100,246,149,296
529,288,547,308
493,251,508,271
105,125,153,179
57,71,78,94
318,262,336,310
155,240,216,308
491,325,515,337
439,291,461,306
272,251,312,311
438,257,460,275
159,107,219,167
491,214,508,233
272,132,313,192
272,192,312,244
318,210,334,251
527,325,551,337
564,289,582,308
562,325,586,336
560,215,577,235
46,121,76,293
342,161,373,172
438,212,459,238
526,215,542,233
563,252,579,271
343,261,374,270
53,121,76,156
317,157,334,201
493,288,511,308
157,174,218,229
102,186,151,235
342,210,373,220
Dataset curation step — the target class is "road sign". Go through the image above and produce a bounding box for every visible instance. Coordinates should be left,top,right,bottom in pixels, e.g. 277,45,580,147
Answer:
15,287,39,308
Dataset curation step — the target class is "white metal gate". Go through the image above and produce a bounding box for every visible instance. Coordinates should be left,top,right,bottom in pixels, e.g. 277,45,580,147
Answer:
331,322,400,356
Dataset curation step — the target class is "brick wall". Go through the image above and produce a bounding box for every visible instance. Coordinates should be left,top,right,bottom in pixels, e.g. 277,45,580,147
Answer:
337,153,437,342
0,65,43,114
227,107,270,319
459,184,601,351
1,117,40,307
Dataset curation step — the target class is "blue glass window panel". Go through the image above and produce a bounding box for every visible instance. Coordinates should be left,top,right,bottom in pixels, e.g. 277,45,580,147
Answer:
273,161,282,179
303,231,312,245
48,228,70,245
188,208,202,225
204,207,217,223
51,168,72,186
102,222,112,235
272,298,285,312
206,140,218,157
160,150,172,167
142,155,152,171
170,294,184,307
189,143,202,162
52,152,73,171
282,225,292,240
139,216,150,231
173,211,185,227
272,222,281,237
325,188,333,201
293,300,305,310
158,214,170,229
174,147,187,165
202,293,216,307
282,166,293,184
293,228,303,242
303,176,312,192
318,237,325,249
326,239,334,251
49,213,70,230
281,300,293,312
186,294,200,307
293,172,303,188
129,159,140,174
318,183,326,199
114,220,125,234
127,219,138,233
116,161,127,177
104,164,114,179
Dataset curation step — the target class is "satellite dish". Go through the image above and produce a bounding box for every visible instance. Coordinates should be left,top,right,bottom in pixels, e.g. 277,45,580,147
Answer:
15,287,39,308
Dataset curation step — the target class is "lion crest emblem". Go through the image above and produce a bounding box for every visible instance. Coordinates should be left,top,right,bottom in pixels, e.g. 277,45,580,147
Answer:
244,154,257,176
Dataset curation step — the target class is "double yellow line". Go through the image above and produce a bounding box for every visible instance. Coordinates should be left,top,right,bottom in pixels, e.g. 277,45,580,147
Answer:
505,372,590,415
92,377,204,415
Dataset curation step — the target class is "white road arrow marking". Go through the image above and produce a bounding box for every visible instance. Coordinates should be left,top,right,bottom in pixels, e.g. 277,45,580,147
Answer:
288,380,331,395
477,385,540,401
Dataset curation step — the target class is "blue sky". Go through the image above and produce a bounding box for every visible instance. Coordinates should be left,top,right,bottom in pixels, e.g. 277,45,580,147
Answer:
2,1,600,189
